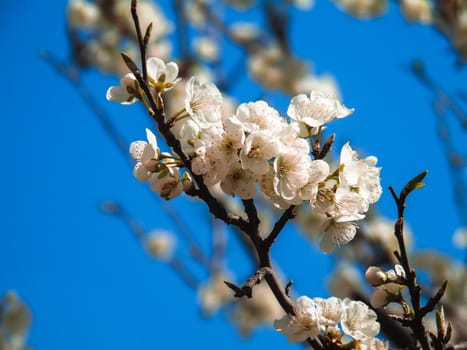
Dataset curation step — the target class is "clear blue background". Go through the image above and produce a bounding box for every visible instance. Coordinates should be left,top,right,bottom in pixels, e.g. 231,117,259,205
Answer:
1,1,465,349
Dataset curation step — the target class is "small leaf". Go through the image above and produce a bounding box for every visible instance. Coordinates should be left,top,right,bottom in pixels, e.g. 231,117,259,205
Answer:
143,23,153,46
444,322,452,344
436,306,446,339
121,52,140,76
401,170,428,199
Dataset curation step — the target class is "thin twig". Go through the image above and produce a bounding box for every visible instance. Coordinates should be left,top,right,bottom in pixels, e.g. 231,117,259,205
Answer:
264,206,296,249
131,0,148,81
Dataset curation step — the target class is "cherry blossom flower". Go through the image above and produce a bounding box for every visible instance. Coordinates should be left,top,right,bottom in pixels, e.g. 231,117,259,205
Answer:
106,73,138,105
130,128,160,182
149,167,183,199
235,100,284,134
319,219,359,254
313,297,343,329
274,296,320,343
221,163,259,199
273,151,312,202
185,76,223,129
146,57,180,92
341,298,380,340
240,131,281,176
339,142,382,208
287,90,354,132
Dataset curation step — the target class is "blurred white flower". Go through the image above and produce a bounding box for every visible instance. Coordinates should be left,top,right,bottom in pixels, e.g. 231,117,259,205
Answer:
144,230,176,260
401,0,432,23
198,273,233,315
67,0,100,29
333,0,387,18
453,227,467,248
194,36,219,61
231,281,283,336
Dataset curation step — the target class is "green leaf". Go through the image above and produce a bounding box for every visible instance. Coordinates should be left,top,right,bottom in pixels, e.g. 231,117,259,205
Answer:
121,52,140,76
401,170,428,198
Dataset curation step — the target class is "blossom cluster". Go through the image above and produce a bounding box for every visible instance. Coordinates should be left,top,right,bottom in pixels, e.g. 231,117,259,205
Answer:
366,264,407,308
107,57,382,253
274,296,387,349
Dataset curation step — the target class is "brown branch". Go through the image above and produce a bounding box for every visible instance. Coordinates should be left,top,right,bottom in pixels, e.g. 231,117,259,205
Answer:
130,0,149,81
264,205,296,249
390,171,434,350
224,267,272,298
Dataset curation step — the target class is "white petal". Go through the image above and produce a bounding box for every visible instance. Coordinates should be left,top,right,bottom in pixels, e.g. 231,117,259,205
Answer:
164,62,179,82
106,86,135,104
145,128,158,150
133,163,150,182
146,57,165,80
129,141,147,160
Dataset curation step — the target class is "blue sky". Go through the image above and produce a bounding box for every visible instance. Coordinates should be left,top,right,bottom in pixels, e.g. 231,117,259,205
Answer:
1,1,466,349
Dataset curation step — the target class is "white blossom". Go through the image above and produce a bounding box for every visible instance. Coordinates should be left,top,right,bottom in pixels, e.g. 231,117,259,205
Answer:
221,163,259,199
130,128,160,182
146,57,180,91
287,90,354,131
240,131,281,176
341,298,380,340
273,151,312,202
319,219,358,254
339,142,382,208
365,266,387,286
185,76,223,129
313,297,342,329
274,296,320,343
149,167,183,199
299,160,330,202
106,73,138,105
235,100,284,134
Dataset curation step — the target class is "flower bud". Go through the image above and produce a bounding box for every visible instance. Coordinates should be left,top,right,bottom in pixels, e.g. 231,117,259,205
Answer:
383,282,401,295
365,266,387,286
182,172,194,193
370,289,389,308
